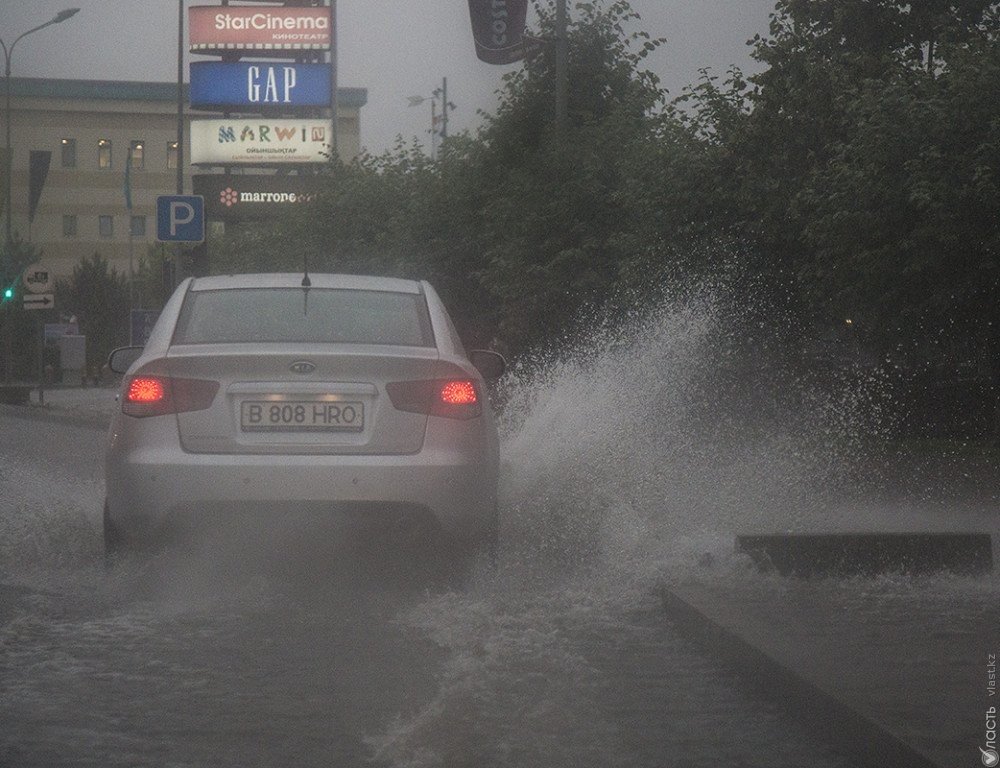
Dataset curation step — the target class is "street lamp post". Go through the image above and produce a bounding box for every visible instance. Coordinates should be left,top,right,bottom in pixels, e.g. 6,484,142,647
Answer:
0,8,78,385
407,79,456,160
1,8,80,287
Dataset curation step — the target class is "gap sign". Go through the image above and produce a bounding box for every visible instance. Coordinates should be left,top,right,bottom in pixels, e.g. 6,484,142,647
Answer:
190,62,331,109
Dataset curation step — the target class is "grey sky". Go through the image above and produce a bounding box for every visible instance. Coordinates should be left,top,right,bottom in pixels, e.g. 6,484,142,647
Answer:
1,1,775,155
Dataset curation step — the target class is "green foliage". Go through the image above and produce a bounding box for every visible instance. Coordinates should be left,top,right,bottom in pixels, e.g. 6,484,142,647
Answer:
132,244,180,310
188,0,1000,416
0,236,45,381
208,0,675,356
674,0,1000,375
1,234,43,298
55,253,129,374
209,223,301,275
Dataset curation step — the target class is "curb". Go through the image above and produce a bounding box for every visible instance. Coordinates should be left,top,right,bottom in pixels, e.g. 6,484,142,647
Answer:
0,402,112,431
736,532,993,577
659,584,944,768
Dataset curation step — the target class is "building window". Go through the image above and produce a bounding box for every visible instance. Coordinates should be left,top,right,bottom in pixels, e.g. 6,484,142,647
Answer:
129,140,144,170
99,215,114,238
62,215,77,237
60,138,76,168
167,141,179,170
98,139,112,170
130,216,146,237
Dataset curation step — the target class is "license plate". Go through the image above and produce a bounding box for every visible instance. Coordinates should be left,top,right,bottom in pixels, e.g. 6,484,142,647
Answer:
240,400,364,432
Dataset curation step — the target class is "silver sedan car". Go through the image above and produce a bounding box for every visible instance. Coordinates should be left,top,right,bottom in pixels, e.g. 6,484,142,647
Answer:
104,273,504,563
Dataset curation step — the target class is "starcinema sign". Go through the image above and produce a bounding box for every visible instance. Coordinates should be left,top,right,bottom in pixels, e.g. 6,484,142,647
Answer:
189,6,332,52
190,120,332,166
193,175,324,222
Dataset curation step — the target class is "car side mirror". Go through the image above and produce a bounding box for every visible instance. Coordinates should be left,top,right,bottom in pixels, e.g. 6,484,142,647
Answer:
108,346,144,375
470,349,506,381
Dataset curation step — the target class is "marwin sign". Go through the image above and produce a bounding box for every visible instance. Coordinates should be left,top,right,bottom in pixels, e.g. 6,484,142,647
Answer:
189,120,332,166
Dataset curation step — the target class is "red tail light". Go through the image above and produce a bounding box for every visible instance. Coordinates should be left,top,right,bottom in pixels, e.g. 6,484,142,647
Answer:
439,380,478,406
122,375,219,418
386,379,482,420
126,377,165,405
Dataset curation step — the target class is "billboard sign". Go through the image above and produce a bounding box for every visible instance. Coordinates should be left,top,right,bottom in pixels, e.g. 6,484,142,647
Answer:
193,174,324,222
467,0,530,64
190,62,332,109
189,6,332,52
190,120,332,165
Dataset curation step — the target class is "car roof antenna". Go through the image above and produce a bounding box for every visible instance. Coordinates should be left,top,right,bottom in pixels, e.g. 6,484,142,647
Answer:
301,253,312,289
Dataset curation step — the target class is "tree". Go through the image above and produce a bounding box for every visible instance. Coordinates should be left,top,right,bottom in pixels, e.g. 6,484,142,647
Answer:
681,0,1000,331
56,253,129,378
433,0,670,350
258,0,673,356
132,244,181,310
679,0,1000,436
0,235,44,381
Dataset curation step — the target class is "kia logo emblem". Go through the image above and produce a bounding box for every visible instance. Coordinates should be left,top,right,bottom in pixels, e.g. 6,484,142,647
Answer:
290,361,316,374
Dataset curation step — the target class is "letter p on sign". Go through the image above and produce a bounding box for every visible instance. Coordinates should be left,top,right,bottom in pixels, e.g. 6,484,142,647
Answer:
157,195,205,242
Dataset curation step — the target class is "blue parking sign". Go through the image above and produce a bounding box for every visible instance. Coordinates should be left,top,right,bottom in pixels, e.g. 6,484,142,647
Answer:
157,195,205,242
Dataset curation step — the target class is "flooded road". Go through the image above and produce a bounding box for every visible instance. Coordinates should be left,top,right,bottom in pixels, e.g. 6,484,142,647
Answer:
3,288,989,767
0,411,856,768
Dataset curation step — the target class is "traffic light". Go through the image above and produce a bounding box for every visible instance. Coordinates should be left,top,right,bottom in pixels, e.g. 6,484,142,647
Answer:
1,285,12,303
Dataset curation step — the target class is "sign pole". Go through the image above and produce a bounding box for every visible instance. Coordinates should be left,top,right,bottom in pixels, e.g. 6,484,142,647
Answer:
2,302,11,385
36,311,44,404
330,0,338,158
555,0,568,132
175,0,184,291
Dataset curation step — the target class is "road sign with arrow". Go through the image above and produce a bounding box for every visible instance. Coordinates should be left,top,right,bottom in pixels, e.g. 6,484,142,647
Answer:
23,293,54,311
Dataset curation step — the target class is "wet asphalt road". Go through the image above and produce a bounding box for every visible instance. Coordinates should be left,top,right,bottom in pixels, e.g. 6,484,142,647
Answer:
0,407,858,768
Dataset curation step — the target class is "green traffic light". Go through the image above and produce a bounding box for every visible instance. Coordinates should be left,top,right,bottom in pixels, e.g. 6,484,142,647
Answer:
2,287,11,301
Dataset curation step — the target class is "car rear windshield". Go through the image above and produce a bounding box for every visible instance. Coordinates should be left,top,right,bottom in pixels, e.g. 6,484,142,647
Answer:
172,288,435,347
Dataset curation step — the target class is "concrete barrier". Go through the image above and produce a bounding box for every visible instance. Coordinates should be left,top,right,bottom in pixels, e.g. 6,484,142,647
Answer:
736,532,993,577
0,384,31,405
660,585,945,768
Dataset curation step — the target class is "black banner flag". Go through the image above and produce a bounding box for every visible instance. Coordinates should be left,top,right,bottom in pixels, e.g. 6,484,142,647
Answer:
467,0,530,65
28,150,51,224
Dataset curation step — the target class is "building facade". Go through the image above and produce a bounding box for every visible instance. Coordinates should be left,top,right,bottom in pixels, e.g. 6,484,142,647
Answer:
4,77,366,279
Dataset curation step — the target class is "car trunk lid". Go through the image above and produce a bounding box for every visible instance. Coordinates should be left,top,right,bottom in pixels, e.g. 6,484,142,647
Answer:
167,343,438,455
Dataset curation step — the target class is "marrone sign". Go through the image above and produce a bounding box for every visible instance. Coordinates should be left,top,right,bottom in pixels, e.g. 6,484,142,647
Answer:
193,175,324,222
189,5,332,52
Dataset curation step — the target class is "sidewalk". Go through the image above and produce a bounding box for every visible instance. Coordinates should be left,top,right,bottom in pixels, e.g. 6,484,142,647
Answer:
662,509,999,768
2,383,120,429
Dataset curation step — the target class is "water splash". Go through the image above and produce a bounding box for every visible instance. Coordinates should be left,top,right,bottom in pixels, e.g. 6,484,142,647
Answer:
369,278,885,767
497,278,884,578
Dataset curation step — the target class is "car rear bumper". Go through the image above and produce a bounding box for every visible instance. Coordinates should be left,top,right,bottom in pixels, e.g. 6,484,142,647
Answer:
105,416,498,547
